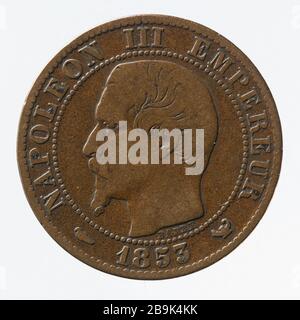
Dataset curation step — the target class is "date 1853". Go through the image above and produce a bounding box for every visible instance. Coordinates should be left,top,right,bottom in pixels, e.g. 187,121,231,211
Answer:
116,242,190,268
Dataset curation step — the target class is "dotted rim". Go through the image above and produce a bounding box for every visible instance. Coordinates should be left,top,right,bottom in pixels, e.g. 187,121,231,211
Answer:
52,49,249,246
17,16,281,278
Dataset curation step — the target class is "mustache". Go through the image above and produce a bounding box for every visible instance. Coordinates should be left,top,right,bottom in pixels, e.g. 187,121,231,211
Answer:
88,157,109,179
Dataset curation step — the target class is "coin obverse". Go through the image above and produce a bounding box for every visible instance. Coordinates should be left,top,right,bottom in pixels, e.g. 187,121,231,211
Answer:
17,15,282,279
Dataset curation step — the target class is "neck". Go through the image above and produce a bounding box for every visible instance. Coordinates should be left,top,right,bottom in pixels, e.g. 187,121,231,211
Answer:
127,169,203,237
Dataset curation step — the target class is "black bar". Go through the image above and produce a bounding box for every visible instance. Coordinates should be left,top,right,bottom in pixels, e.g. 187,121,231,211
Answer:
0,300,298,319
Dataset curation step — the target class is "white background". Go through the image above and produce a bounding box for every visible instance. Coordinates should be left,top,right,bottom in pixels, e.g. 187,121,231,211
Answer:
0,0,299,300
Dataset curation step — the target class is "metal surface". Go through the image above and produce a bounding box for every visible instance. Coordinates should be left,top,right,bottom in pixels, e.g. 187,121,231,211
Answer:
17,15,282,279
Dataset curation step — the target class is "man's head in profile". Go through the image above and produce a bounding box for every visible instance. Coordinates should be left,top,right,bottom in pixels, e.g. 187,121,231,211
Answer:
83,60,218,237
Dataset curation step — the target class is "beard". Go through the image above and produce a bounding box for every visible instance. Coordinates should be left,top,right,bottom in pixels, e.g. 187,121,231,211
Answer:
90,175,111,216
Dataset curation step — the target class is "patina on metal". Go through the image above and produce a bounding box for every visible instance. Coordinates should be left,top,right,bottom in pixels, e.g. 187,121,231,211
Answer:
17,15,282,279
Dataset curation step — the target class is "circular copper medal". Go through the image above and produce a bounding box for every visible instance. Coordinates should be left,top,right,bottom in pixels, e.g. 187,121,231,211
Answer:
17,15,282,279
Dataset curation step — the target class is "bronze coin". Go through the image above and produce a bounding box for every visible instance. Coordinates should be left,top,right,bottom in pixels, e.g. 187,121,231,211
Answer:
17,14,282,279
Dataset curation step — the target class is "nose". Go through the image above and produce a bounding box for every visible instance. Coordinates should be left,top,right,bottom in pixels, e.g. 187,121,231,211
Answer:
82,125,98,157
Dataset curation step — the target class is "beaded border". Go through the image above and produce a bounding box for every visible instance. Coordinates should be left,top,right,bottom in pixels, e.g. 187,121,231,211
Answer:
51,49,249,246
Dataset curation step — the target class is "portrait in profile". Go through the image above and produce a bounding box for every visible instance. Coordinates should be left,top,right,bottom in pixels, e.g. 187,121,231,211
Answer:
83,60,218,237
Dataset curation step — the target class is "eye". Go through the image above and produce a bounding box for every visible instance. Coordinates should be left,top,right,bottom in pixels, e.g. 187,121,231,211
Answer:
98,120,107,128
99,120,118,131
